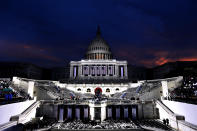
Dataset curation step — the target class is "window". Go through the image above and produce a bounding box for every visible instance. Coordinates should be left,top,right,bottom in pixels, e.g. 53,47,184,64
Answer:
116,88,119,91
106,88,110,92
87,88,91,92
77,88,81,91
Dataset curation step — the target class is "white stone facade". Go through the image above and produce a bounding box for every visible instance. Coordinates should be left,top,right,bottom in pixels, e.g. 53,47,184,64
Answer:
70,59,128,80
64,83,129,96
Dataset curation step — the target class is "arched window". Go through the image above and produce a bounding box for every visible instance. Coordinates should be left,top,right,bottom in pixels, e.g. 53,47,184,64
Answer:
77,88,81,91
106,88,110,92
116,88,119,91
87,88,91,92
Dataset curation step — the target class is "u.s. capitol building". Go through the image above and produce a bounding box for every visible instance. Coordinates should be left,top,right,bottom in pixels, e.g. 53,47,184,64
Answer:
0,26,197,131
70,26,127,80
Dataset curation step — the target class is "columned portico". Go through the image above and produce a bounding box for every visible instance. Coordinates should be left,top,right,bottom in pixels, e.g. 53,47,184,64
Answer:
70,60,128,79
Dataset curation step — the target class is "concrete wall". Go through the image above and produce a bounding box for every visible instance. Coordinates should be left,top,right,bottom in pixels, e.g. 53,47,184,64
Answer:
138,102,158,119
0,99,36,125
162,100,197,125
38,104,58,119
156,100,197,131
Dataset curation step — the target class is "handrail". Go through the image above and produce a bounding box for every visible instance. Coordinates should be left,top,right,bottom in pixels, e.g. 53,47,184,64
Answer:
0,121,17,130
10,100,40,123
178,120,197,130
21,101,40,117
155,100,175,116
0,100,39,130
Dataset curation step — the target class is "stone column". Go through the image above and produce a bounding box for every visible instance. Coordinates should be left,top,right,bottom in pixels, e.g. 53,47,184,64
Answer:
89,106,95,120
88,65,91,76
101,103,107,121
94,66,96,76
70,65,73,78
78,65,82,78
28,81,34,98
114,65,116,76
115,65,119,78
124,65,128,78
98,65,101,76
106,65,108,76
113,65,115,76
81,65,83,77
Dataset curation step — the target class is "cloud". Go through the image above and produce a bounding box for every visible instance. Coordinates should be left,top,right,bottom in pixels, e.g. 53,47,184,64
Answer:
114,45,197,67
0,40,61,64
0,0,197,68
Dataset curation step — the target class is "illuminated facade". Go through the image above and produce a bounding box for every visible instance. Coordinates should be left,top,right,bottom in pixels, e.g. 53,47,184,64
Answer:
1,26,196,131
70,26,128,80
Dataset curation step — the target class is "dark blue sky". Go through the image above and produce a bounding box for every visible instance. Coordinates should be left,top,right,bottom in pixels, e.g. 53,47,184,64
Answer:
0,0,197,67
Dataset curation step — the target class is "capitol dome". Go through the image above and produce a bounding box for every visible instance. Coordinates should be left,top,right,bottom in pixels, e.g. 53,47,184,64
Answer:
86,26,113,60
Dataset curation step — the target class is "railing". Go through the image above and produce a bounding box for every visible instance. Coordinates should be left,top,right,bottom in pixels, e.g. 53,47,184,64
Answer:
155,100,175,116
10,101,41,124
0,100,39,130
0,121,17,131
178,120,197,130
155,100,197,131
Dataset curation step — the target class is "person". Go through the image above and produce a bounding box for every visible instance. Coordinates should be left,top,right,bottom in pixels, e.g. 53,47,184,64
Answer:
166,119,169,126
9,93,13,100
163,119,166,125
5,94,9,100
